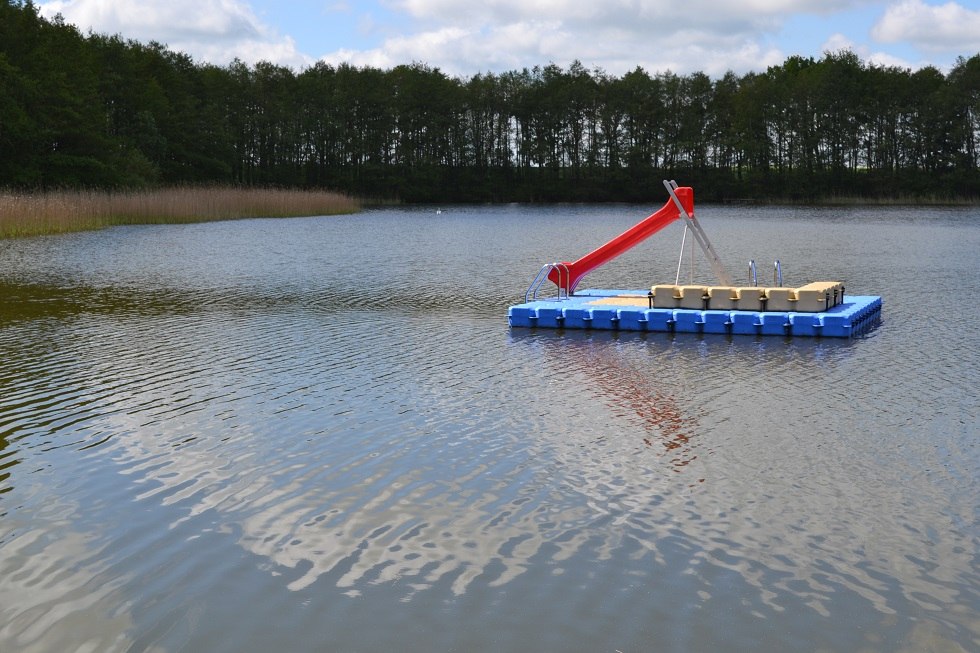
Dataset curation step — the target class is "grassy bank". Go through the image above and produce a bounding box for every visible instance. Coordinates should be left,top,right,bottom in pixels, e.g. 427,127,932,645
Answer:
0,187,360,238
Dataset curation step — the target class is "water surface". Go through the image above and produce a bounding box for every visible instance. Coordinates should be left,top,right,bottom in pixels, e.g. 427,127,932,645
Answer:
1,203,978,652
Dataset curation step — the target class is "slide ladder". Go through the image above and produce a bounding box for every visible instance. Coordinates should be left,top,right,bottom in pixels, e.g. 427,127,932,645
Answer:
544,180,731,294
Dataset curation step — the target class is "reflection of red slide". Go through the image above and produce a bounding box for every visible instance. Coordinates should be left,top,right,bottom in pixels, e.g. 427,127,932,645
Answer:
548,187,694,294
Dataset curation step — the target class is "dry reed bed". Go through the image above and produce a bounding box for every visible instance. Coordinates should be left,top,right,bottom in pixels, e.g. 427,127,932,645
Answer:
0,187,360,238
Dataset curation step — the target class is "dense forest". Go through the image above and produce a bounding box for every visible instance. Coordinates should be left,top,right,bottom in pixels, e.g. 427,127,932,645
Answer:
2,0,979,202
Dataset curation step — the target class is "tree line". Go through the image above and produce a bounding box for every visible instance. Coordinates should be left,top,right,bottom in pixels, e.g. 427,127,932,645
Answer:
2,0,979,202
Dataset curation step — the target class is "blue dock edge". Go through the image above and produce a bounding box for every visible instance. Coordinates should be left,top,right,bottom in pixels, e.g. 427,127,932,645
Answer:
508,289,882,338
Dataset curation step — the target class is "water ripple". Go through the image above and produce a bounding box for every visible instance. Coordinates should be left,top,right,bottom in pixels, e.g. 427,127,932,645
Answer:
1,207,978,652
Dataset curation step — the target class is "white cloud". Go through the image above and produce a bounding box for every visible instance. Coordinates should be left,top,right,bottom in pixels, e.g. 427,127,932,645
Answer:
393,0,858,28
872,0,980,53
319,0,879,76
38,0,313,67
821,32,918,71
36,0,973,78
320,14,788,78
822,32,858,54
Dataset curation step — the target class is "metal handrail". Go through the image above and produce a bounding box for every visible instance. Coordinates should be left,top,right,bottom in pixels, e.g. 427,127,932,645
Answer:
748,259,757,286
524,262,570,302
773,259,782,287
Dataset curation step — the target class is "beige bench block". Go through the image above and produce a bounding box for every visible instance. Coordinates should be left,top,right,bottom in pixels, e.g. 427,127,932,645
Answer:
797,281,837,292
794,289,829,312
765,287,798,311
706,286,738,309
735,287,765,311
651,284,680,308
797,281,843,310
678,285,709,309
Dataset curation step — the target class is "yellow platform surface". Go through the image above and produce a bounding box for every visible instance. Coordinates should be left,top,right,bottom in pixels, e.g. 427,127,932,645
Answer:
589,296,650,307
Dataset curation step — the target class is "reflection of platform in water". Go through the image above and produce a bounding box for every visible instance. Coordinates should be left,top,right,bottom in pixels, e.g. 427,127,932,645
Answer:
574,347,700,474
509,289,882,338
510,330,704,475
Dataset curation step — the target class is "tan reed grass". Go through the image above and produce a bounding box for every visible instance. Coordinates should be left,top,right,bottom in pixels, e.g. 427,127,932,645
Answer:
0,187,361,238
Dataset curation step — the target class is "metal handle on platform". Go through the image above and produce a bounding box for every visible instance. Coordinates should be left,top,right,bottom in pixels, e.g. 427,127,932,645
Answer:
524,262,570,302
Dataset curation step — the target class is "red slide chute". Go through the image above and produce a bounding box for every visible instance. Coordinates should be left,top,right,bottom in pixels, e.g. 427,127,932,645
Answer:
547,186,694,294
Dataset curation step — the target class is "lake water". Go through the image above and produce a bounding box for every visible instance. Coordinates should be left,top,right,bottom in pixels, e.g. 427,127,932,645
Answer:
0,203,977,652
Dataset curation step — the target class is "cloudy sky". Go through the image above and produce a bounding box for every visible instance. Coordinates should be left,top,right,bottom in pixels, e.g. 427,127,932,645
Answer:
37,0,980,77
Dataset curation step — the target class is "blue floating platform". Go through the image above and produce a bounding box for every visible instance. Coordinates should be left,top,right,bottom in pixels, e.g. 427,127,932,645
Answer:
508,289,882,338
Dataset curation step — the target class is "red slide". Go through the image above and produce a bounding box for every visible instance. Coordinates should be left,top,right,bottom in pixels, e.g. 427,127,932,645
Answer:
548,186,694,294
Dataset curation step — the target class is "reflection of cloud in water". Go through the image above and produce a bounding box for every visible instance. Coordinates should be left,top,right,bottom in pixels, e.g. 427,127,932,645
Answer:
504,329,977,619
10,307,974,632
0,502,136,652
111,415,605,596
90,323,699,597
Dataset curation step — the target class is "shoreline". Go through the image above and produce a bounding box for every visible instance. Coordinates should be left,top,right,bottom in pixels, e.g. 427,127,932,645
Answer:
0,187,361,239
3,187,976,239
